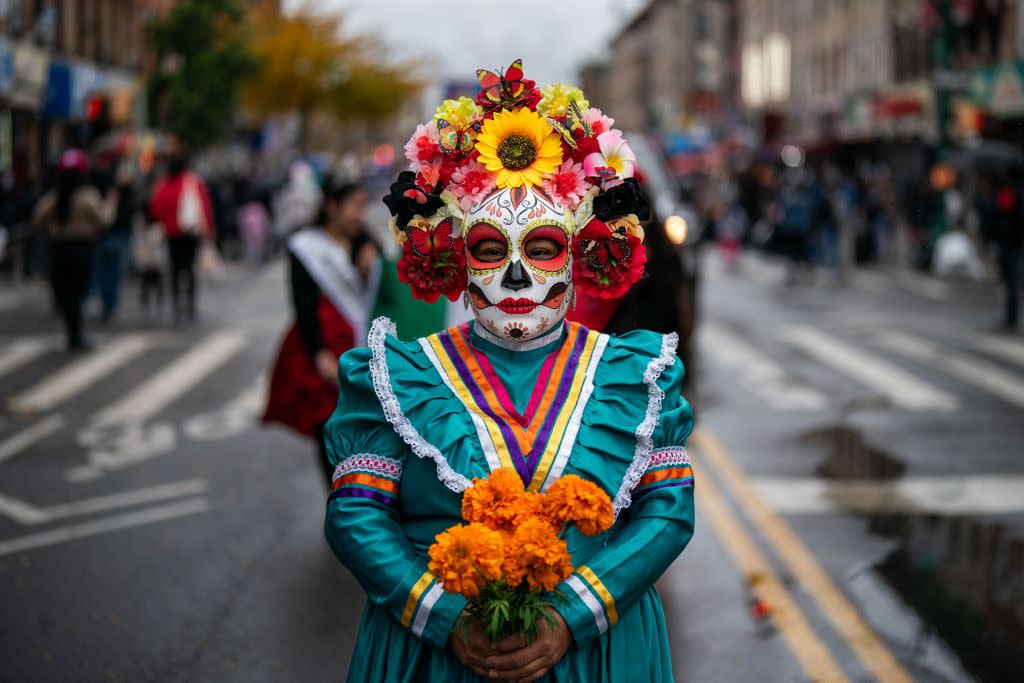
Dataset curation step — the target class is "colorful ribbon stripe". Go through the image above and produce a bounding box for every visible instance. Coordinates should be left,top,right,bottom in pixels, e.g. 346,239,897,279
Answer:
423,322,604,491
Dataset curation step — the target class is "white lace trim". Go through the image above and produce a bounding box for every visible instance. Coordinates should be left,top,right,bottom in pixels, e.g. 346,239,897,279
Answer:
612,331,679,516
644,447,690,471
367,317,472,493
332,453,404,483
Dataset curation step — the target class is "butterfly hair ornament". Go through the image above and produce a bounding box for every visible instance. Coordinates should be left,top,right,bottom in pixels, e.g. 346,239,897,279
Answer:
384,59,650,338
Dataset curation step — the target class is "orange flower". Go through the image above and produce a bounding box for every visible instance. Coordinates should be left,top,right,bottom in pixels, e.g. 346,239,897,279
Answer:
462,468,534,533
505,517,574,592
543,474,615,536
428,523,505,599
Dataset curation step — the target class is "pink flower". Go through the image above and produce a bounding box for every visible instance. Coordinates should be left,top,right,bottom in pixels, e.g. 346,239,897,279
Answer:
583,132,636,183
449,161,497,212
404,121,441,170
540,160,592,210
583,108,619,136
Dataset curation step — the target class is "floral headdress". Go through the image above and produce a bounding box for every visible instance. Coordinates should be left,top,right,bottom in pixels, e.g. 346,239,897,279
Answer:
383,58,649,303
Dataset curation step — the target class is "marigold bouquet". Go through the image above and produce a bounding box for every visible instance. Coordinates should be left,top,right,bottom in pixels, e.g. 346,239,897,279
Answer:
428,469,614,643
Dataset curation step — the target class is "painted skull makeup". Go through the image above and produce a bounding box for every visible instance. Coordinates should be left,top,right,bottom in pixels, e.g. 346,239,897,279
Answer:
463,186,572,343
383,59,650,327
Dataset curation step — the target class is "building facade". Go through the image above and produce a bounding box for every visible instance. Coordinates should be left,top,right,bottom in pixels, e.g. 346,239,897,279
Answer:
739,0,1024,149
1,0,147,190
587,0,732,134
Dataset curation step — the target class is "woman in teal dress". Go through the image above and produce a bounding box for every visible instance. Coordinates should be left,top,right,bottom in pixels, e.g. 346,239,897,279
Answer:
323,62,695,682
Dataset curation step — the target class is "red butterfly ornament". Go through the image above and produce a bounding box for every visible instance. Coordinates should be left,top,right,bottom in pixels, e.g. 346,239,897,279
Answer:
402,217,456,258
475,58,540,111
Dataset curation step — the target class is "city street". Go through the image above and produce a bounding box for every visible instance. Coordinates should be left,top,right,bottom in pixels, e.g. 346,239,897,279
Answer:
1,250,1020,682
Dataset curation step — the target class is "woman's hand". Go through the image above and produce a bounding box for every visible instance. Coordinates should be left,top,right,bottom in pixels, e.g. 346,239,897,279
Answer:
450,613,497,678
314,349,339,386
480,608,572,681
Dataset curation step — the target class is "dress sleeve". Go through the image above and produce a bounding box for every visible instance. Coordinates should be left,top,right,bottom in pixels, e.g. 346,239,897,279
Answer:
554,360,695,645
323,348,468,649
289,252,324,359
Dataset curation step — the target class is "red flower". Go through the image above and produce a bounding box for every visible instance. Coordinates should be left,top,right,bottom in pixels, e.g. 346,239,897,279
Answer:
397,238,468,304
416,164,442,193
571,218,646,299
569,134,601,166
439,154,464,187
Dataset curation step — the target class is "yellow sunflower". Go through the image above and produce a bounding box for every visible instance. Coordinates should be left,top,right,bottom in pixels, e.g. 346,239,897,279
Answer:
475,108,563,188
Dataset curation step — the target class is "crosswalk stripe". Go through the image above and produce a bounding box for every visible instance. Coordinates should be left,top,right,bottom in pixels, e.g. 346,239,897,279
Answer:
701,324,827,410
781,326,958,411
0,338,54,379
44,479,209,522
0,479,207,524
878,331,1024,408
0,497,210,557
91,331,246,427
0,289,34,312
0,415,66,464
8,335,151,413
969,334,1024,369
753,475,1024,515
895,271,950,301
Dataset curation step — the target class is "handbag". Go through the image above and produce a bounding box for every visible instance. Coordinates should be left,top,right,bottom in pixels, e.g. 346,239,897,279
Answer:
177,173,206,236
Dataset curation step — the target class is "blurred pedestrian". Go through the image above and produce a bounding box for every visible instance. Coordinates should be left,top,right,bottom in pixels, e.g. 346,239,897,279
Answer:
718,203,749,270
983,176,1022,331
238,195,270,265
92,161,136,323
263,181,381,485
132,219,166,321
778,171,817,283
149,153,215,324
32,149,117,350
271,160,322,244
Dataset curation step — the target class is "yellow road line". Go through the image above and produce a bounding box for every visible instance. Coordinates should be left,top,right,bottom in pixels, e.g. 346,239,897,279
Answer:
697,460,851,682
694,428,916,683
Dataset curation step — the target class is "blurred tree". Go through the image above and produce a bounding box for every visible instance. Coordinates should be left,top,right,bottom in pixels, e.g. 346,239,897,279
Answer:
243,5,419,150
146,0,256,150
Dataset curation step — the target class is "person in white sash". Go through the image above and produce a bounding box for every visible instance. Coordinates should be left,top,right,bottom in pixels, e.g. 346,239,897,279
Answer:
263,181,381,483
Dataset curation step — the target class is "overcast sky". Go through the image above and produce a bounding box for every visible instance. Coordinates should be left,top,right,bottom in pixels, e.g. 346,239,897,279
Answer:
291,0,649,87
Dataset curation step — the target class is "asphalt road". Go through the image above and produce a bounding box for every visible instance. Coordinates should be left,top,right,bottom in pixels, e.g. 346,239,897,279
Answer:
0,249,1021,683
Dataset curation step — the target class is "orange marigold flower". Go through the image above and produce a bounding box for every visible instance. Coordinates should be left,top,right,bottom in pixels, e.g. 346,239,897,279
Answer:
543,474,615,536
462,468,531,533
506,517,574,592
428,523,505,599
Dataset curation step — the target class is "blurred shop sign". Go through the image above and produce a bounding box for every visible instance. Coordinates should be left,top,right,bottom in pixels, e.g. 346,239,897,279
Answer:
840,94,876,139
41,61,72,119
0,37,13,95
972,62,1024,117
932,69,973,93
11,41,49,109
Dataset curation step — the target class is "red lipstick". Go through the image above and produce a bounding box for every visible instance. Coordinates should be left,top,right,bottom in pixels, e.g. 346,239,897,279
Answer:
496,298,539,315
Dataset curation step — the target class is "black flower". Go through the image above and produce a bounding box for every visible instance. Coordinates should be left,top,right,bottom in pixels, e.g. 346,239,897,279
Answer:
593,178,651,222
383,171,445,228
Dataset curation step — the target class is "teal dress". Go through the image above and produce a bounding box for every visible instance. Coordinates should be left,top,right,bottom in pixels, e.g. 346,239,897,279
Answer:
323,316,695,682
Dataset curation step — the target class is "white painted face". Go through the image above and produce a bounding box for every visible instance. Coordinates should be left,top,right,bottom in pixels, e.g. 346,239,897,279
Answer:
463,186,572,343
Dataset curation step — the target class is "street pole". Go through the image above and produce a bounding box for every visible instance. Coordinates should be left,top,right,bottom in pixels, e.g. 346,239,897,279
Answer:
931,0,955,244
935,0,954,157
